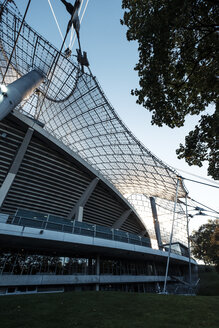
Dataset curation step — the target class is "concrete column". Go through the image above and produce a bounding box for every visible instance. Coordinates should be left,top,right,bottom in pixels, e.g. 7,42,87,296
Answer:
149,197,162,250
96,255,100,291
88,258,93,275
67,177,99,220
0,127,33,208
112,209,132,229
75,206,83,222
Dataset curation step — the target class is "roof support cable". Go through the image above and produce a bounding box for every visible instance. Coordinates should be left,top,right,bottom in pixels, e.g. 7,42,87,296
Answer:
35,17,74,119
185,195,192,286
188,197,219,215
179,199,218,215
69,0,89,50
163,177,180,294
1,0,32,84
69,0,84,48
183,177,219,189
47,0,67,49
1,0,8,10
172,167,219,186
36,0,89,117
0,0,10,18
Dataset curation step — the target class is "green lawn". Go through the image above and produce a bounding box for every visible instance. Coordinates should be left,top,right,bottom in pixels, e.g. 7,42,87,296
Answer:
198,270,219,296
0,291,219,328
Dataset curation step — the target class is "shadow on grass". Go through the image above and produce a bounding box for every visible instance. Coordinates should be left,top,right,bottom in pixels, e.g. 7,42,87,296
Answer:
0,291,219,328
198,268,219,296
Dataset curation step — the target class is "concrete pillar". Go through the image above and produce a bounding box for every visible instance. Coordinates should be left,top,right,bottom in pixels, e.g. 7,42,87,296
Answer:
112,209,132,229
149,197,162,250
96,255,100,291
75,206,83,222
67,177,99,221
0,127,33,208
88,258,93,275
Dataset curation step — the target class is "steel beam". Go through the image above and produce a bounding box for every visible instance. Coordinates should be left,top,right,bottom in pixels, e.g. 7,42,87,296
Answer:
67,177,99,220
0,127,33,208
0,69,44,120
112,209,132,229
149,197,162,250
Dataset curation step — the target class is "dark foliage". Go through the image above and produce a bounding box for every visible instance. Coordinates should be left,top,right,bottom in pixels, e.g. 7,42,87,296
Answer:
191,219,219,267
121,0,219,179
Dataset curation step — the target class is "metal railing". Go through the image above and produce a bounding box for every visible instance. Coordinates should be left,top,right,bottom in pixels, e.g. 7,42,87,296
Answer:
9,215,151,248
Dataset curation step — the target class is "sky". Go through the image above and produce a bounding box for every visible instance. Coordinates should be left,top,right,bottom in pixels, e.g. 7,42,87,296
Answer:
16,0,218,232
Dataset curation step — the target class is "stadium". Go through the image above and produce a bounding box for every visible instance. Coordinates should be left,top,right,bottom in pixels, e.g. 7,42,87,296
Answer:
0,1,197,295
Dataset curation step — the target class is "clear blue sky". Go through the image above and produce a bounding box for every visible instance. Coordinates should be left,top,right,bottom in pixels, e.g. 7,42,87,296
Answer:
17,0,218,231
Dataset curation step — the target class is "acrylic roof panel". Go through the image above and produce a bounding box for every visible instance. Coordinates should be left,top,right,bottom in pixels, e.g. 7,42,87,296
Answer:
0,3,187,203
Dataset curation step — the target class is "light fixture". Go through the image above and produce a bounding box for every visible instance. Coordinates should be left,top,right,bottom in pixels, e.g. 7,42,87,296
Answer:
0,84,8,93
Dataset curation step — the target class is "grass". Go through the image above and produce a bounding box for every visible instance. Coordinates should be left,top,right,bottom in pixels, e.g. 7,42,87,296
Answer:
198,269,219,296
0,291,219,328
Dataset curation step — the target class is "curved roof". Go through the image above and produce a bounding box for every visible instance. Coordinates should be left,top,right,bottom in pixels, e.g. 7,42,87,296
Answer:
0,111,149,237
0,3,187,204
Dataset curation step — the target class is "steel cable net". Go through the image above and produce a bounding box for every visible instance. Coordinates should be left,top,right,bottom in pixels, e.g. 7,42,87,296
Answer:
127,194,187,247
0,3,188,245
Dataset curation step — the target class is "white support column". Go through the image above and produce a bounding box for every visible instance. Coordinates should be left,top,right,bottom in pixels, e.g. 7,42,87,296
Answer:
67,177,99,220
0,127,33,208
0,69,44,120
163,178,180,293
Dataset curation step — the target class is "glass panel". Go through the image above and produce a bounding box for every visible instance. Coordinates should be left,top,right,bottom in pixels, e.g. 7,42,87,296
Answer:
20,218,43,228
16,209,48,221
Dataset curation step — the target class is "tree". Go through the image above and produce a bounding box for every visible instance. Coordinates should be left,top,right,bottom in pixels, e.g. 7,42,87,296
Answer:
191,219,219,268
121,0,219,179
211,222,219,272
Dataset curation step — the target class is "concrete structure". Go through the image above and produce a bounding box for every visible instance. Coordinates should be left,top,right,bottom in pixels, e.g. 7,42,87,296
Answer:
0,112,197,295
0,70,44,120
0,1,197,295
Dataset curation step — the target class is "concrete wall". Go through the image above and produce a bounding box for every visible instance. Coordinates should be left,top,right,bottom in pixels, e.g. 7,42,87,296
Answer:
0,223,197,265
0,274,171,287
